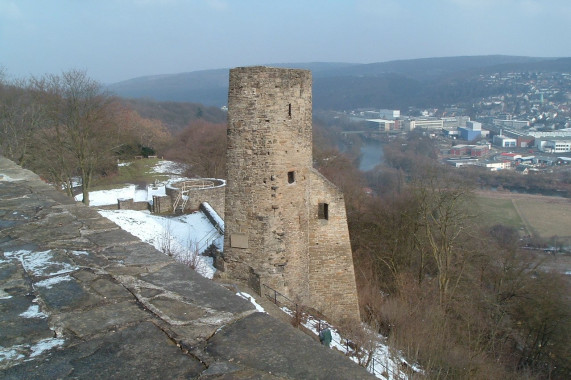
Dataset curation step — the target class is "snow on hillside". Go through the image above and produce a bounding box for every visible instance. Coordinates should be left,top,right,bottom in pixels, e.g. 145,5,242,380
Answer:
75,179,188,206
99,209,219,278
80,160,220,278
280,306,419,380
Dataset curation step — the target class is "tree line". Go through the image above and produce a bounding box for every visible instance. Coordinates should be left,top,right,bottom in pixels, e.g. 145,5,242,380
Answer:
313,131,570,379
0,69,227,204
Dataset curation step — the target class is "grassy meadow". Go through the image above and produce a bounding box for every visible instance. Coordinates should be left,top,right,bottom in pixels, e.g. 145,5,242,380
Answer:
475,191,571,239
475,196,524,229
92,158,170,190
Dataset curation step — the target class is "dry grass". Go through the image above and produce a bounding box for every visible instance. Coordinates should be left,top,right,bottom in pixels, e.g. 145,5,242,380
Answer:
475,196,523,229
515,198,571,238
475,191,571,239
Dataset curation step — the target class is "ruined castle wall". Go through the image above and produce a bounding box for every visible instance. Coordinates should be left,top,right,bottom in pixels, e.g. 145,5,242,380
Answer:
152,195,172,214
117,198,150,211
224,66,360,322
183,186,225,218
308,169,361,321
224,67,313,302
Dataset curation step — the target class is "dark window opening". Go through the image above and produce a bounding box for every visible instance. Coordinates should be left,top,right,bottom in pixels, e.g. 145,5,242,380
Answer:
288,103,292,117
318,203,329,220
287,171,295,184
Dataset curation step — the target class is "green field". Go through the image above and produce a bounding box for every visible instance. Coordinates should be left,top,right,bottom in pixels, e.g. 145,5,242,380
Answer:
475,196,524,229
475,193,571,239
516,198,571,239
91,158,172,190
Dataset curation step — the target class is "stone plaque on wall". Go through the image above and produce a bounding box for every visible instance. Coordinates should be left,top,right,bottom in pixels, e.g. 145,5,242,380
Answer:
230,233,248,249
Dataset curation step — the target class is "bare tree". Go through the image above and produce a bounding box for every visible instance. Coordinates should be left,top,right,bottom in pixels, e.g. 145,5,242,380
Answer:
165,120,226,178
0,78,49,166
411,164,476,305
338,318,381,368
33,70,120,204
117,107,171,154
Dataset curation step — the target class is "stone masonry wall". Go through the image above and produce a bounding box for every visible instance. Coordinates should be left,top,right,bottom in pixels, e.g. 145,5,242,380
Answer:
118,198,149,211
224,67,313,303
152,195,172,214
308,169,361,321
224,66,360,323
183,186,225,218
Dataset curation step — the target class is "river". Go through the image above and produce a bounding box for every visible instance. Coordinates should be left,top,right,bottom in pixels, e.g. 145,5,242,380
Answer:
358,141,384,171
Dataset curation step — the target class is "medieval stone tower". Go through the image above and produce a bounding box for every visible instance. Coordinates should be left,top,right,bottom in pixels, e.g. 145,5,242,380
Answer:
223,66,360,322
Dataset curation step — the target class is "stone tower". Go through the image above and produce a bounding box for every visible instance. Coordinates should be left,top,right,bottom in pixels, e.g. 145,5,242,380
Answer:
223,66,360,322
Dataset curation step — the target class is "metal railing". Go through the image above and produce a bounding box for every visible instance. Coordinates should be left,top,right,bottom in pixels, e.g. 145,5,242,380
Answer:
195,227,222,253
172,181,216,214
173,180,216,190
261,283,404,379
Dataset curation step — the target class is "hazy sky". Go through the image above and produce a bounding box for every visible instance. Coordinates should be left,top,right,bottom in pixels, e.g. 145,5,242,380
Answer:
1,0,570,84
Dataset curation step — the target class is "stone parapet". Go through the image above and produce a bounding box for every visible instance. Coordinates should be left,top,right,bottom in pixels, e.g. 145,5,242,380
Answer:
0,156,373,379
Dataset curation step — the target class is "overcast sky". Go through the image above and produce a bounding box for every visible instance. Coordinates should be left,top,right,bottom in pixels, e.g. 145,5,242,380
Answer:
1,0,570,84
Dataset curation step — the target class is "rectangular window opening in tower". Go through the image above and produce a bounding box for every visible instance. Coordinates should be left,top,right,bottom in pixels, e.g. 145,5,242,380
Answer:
287,171,295,184
288,103,292,118
318,203,329,220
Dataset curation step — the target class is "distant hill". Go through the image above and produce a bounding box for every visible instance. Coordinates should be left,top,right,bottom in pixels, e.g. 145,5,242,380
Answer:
108,56,571,111
119,98,226,132
110,70,229,107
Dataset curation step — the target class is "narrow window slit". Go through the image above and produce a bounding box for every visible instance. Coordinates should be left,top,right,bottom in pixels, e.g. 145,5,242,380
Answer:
288,171,295,184
318,203,329,220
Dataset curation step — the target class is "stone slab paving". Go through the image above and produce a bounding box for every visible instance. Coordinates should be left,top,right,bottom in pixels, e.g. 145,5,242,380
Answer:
0,157,374,379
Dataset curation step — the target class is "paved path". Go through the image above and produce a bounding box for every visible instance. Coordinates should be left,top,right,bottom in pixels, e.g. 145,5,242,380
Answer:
0,157,374,379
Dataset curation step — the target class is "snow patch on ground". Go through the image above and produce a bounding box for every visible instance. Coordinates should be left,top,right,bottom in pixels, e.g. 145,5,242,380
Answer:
99,210,219,279
279,306,417,380
29,338,65,358
74,184,161,206
0,347,25,363
74,178,199,206
0,338,65,364
74,160,223,280
19,304,47,319
0,290,12,299
4,250,77,277
34,275,73,289
0,174,18,182
152,160,187,175
236,292,265,313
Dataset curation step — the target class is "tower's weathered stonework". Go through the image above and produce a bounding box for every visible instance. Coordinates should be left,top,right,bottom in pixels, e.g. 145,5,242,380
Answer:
223,66,360,322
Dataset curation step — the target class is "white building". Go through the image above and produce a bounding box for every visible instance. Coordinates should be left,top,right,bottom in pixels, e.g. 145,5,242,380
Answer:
536,138,571,153
466,121,482,131
404,118,443,131
379,109,400,120
366,119,396,132
528,128,571,138
477,161,512,171
493,119,530,129
493,135,517,148
442,116,470,129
